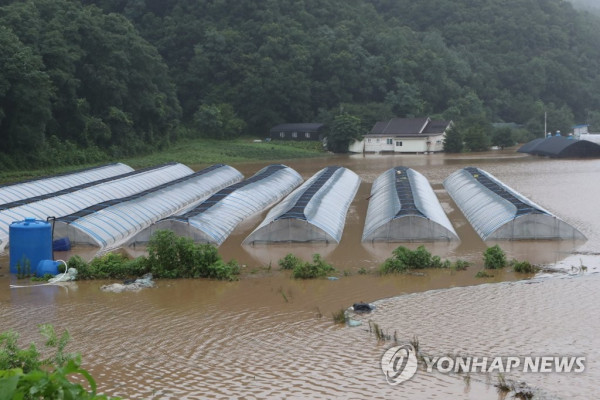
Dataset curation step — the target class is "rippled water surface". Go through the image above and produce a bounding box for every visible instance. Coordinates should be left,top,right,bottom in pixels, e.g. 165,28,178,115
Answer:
1,151,599,399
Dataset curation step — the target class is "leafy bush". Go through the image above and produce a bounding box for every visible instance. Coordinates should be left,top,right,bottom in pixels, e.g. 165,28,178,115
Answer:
146,230,239,280
67,230,239,281
380,245,452,273
278,254,304,270
475,270,494,278
0,325,117,399
483,245,507,269
511,260,537,273
451,260,470,271
76,253,146,280
291,254,335,279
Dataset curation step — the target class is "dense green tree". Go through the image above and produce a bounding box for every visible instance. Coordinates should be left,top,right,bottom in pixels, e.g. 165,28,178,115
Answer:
443,126,463,153
491,127,515,149
326,113,363,153
193,103,246,139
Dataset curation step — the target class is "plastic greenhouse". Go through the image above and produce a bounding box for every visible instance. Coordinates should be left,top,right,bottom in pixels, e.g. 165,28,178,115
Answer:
129,164,303,246
0,163,133,208
243,166,360,244
0,163,194,252
53,164,243,251
362,167,458,242
444,167,586,241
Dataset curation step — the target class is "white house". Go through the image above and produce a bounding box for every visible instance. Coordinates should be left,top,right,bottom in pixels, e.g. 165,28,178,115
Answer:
351,117,452,153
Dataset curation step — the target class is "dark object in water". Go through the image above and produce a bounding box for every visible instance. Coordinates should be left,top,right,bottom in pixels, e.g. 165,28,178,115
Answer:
353,303,373,313
123,279,136,285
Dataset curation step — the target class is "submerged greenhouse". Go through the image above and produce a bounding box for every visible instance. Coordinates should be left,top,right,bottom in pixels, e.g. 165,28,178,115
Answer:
243,166,360,244
517,136,600,158
53,164,243,251
0,163,194,252
362,167,458,242
0,163,133,208
444,167,585,241
128,164,303,246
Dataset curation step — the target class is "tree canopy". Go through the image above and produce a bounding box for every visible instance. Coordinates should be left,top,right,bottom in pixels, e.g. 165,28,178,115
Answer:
2,0,600,165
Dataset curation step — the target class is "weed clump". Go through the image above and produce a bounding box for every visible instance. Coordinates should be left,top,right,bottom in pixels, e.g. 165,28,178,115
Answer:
380,245,451,274
278,253,304,270
483,245,507,269
475,270,494,278
290,254,335,279
511,260,538,273
332,308,347,324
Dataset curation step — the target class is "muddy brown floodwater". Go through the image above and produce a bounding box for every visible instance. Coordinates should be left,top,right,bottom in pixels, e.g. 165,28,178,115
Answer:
1,151,599,399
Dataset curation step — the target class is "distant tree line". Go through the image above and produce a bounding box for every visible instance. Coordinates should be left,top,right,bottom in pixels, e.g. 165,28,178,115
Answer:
2,0,600,167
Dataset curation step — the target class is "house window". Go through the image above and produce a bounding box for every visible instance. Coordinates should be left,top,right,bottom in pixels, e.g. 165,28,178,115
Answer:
305,132,311,138
396,141,403,147
292,132,297,138
279,132,285,138
367,138,371,143
386,138,393,145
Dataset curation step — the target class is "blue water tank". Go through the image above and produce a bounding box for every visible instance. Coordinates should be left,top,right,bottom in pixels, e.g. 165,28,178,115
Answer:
9,218,52,274
36,260,60,277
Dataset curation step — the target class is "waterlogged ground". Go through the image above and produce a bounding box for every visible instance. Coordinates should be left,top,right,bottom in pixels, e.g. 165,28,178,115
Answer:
1,151,599,399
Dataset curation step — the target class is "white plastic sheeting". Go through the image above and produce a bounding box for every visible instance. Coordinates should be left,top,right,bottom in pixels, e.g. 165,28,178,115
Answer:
130,164,303,246
444,167,586,240
243,166,360,244
0,163,133,207
0,163,194,252
54,164,243,250
362,167,458,242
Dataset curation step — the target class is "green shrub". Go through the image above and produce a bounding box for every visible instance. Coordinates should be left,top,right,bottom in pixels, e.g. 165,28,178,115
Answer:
451,260,470,271
291,254,335,279
278,254,304,270
380,245,453,273
68,230,239,281
512,260,537,273
77,253,147,280
483,245,507,269
146,230,239,280
475,270,494,278
0,325,118,399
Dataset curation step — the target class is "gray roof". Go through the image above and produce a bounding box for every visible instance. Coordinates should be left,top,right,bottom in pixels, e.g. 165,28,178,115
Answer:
518,136,600,158
368,117,450,137
270,123,324,133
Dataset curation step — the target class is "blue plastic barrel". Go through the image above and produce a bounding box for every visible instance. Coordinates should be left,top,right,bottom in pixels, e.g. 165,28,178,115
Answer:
36,260,59,277
9,218,52,274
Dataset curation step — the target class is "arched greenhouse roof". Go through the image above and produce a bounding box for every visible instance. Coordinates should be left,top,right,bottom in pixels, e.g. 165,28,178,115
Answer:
243,166,360,244
518,137,600,157
53,164,243,251
0,163,194,252
443,167,585,241
362,167,458,242
0,163,133,208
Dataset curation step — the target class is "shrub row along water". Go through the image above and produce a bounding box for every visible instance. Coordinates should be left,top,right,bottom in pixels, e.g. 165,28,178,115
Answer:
68,230,240,281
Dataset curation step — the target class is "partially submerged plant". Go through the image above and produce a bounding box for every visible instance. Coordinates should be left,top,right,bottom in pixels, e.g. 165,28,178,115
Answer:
483,245,507,269
332,308,346,324
475,270,494,278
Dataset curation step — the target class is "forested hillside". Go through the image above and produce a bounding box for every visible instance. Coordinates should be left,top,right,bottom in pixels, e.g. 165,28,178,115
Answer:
2,0,600,167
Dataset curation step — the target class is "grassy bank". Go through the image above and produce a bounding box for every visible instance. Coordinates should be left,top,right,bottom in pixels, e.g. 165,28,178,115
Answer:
0,137,327,184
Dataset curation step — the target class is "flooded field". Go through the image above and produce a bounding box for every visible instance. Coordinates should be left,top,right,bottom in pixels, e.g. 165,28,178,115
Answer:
1,151,599,399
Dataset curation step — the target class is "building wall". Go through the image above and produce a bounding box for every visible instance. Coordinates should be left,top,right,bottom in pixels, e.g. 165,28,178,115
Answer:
363,135,445,153
269,131,321,141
